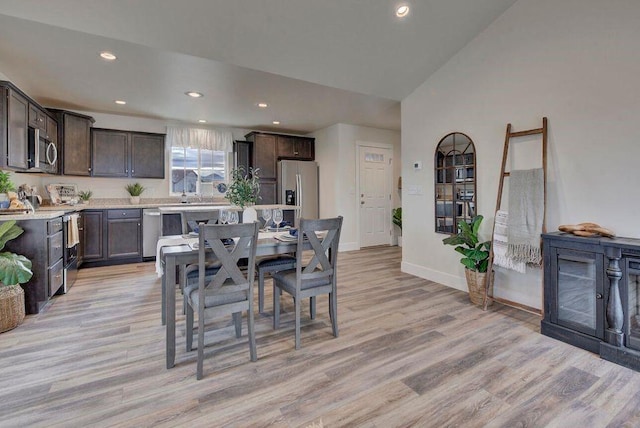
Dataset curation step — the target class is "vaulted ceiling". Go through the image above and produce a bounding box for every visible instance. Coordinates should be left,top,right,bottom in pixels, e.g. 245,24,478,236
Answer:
0,0,517,133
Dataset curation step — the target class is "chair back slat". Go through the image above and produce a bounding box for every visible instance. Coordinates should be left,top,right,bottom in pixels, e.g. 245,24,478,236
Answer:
198,222,259,294
296,217,343,289
181,210,219,234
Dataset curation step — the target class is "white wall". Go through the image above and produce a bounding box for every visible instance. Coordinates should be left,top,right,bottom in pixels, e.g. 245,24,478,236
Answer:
401,0,640,309
314,123,401,251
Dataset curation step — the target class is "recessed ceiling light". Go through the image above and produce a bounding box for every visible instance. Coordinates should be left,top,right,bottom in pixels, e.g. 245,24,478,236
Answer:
100,51,117,61
198,119,207,123
396,5,410,17
115,100,127,105
272,121,280,125
257,102,268,108
185,91,204,98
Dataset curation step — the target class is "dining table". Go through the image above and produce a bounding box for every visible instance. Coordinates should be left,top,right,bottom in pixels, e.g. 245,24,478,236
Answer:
160,230,307,369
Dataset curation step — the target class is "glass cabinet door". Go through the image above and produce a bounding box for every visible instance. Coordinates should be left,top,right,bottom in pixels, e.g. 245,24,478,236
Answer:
552,248,604,338
626,259,640,350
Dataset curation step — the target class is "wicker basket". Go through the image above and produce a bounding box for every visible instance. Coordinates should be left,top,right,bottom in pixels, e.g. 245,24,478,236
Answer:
0,285,25,333
464,269,491,307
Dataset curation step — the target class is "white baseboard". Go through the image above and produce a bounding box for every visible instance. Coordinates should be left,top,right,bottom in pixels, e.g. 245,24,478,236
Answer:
401,261,467,293
339,241,359,252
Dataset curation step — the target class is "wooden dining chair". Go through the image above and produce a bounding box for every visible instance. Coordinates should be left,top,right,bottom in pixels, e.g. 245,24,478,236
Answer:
272,216,343,349
184,221,260,380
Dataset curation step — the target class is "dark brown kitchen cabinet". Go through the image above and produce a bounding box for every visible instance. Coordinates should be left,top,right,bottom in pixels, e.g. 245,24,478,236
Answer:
82,210,104,262
245,132,278,204
277,135,314,160
0,84,29,170
1,217,63,314
28,104,47,131
77,212,85,267
81,209,142,267
49,109,95,176
106,209,142,260
91,128,165,178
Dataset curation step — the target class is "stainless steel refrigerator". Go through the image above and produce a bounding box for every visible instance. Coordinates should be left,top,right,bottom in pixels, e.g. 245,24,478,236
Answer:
277,160,319,225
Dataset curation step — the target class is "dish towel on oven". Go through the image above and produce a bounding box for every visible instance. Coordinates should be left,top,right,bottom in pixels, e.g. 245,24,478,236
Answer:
67,214,80,248
506,168,544,265
493,210,526,273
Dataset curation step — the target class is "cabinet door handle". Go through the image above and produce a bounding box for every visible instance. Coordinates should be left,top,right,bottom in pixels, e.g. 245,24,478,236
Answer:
596,293,603,299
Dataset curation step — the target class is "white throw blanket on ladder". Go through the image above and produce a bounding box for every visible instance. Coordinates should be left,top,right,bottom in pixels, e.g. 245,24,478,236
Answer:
493,210,526,273
506,168,544,266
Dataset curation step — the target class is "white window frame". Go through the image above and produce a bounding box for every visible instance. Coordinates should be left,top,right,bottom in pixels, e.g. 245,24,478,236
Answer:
169,147,231,197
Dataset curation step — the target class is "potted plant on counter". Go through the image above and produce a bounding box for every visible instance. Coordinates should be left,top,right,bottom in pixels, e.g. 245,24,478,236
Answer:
225,167,260,223
78,190,93,204
125,183,145,204
0,220,33,333
442,215,491,306
0,171,16,209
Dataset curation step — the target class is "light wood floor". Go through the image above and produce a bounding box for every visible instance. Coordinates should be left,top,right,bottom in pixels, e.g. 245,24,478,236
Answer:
1,246,640,427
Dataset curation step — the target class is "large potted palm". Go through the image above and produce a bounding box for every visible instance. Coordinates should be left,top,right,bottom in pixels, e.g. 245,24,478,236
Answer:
442,215,491,306
0,220,33,332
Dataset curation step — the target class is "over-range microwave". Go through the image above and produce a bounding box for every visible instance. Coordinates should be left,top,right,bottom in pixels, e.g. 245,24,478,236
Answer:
27,127,57,173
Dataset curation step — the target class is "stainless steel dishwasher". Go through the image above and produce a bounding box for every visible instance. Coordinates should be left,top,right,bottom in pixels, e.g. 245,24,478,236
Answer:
142,208,161,258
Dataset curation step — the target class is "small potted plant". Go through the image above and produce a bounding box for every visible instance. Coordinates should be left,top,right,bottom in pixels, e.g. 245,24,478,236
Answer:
442,215,491,306
225,167,260,223
0,220,33,333
0,170,16,209
125,182,145,204
78,190,93,204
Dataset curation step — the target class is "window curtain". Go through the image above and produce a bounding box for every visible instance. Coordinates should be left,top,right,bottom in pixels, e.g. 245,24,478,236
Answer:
166,126,233,152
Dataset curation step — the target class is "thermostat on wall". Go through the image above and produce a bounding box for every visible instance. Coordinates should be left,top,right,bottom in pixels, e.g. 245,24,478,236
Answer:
413,161,422,170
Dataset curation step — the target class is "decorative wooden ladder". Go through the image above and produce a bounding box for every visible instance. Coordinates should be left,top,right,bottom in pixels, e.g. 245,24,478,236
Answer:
483,117,548,311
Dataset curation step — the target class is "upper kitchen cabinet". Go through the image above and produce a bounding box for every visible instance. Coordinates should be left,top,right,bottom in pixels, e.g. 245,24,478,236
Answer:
277,135,314,160
91,128,165,179
0,83,29,170
246,132,277,179
49,109,95,176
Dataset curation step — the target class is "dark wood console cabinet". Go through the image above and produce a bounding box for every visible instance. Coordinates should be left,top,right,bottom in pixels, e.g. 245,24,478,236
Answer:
542,232,640,370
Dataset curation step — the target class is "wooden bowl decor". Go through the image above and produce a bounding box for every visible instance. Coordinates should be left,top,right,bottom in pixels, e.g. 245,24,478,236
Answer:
558,222,615,238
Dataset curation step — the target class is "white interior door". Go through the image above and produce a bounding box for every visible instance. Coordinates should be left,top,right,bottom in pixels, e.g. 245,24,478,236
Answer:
359,145,392,247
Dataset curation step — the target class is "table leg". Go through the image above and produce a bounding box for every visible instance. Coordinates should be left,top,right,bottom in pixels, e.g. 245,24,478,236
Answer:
166,255,177,369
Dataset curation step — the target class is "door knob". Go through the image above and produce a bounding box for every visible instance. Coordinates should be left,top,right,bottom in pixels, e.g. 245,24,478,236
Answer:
596,293,603,299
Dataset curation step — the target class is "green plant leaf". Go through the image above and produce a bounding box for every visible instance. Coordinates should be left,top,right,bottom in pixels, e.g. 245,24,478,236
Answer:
0,221,23,252
0,252,32,285
461,258,476,270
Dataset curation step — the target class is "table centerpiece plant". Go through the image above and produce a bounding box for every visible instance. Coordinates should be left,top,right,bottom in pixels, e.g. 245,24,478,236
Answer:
225,167,260,223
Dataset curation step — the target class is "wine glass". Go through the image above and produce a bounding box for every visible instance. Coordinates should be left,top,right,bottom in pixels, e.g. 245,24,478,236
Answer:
261,209,272,229
219,209,228,225
272,208,283,231
228,210,239,225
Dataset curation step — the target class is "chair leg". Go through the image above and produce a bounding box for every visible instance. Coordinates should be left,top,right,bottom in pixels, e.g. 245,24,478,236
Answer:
273,285,281,329
258,269,265,314
310,296,316,319
330,291,339,338
233,312,242,338
186,303,194,351
295,292,301,349
248,306,257,362
197,307,205,380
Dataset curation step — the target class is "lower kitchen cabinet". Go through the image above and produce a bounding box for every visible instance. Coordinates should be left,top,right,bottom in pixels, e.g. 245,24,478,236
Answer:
1,217,63,314
81,209,142,267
